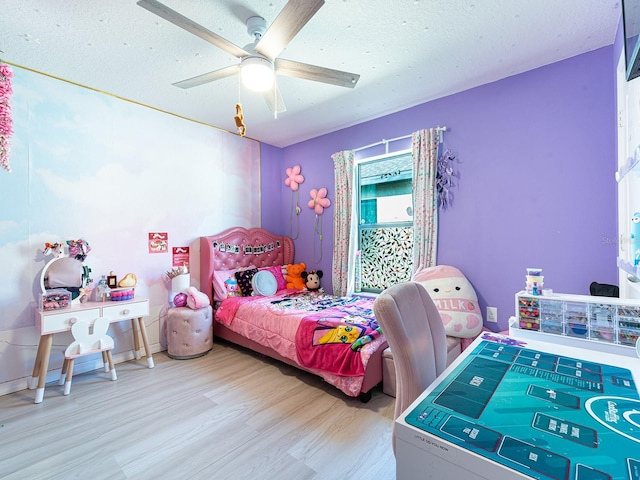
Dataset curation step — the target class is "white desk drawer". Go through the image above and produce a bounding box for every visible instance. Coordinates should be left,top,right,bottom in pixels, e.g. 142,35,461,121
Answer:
40,308,101,335
102,300,149,320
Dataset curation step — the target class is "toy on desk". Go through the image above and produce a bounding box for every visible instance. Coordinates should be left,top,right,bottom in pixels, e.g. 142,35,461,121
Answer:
118,272,137,287
96,275,111,302
302,270,323,293
631,211,640,266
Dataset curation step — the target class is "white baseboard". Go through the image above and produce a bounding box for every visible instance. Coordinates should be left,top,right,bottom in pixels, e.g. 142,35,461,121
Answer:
0,344,165,398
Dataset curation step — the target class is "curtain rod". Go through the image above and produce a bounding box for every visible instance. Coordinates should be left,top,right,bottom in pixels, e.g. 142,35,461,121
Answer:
353,126,447,153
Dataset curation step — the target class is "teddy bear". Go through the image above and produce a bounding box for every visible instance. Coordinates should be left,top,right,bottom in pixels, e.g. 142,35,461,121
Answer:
286,262,307,290
301,270,323,292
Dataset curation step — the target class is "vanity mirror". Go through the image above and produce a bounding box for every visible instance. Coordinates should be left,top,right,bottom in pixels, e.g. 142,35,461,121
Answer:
40,237,92,305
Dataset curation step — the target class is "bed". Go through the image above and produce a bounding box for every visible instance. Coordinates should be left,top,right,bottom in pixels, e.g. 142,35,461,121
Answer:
200,227,388,401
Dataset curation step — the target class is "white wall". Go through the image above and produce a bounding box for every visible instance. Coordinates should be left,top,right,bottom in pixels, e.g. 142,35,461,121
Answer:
0,65,261,395
617,49,640,300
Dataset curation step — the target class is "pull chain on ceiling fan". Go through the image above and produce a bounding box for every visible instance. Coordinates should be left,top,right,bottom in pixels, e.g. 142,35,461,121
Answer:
136,0,360,115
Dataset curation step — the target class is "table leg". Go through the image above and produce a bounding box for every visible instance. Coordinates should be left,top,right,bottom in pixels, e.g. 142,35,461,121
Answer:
29,337,46,390
34,334,53,404
131,318,141,360
136,317,154,368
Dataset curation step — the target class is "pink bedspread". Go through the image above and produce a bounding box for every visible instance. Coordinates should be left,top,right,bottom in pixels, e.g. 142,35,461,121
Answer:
214,291,386,397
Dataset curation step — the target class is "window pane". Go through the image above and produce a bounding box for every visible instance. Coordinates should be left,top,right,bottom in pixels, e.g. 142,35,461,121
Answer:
359,154,413,226
356,151,414,293
359,226,413,292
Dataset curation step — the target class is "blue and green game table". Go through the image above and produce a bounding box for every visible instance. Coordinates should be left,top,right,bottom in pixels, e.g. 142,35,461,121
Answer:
404,337,640,479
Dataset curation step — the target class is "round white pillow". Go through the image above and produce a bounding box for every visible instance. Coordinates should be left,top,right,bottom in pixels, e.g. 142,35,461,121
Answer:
251,270,277,296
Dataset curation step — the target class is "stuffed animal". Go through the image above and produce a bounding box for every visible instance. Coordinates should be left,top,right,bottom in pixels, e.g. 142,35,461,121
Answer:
234,103,246,137
302,270,323,292
412,265,483,338
286,262,307,290
186,286,210,310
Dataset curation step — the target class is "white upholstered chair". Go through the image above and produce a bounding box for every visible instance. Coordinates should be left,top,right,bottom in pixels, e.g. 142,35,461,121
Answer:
373,281,448,454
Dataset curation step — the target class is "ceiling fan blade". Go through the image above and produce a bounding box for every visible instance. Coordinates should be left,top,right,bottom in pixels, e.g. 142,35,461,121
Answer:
263,82,287,115
275,58,360,88
172,65,240,89
254,0,325,60
137,0,250,59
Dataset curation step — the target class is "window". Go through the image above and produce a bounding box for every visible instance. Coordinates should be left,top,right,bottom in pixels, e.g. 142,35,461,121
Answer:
355,151,413,293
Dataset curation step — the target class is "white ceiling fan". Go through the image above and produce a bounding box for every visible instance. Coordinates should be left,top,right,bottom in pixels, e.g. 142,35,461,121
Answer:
136,0,361,115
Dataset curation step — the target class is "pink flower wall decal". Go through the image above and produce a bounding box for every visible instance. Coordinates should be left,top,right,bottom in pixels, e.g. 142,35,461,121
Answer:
308,188,331,215
284,165,304,191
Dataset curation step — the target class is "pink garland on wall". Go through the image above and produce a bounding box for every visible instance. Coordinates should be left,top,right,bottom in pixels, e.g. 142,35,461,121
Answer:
0,63,14,173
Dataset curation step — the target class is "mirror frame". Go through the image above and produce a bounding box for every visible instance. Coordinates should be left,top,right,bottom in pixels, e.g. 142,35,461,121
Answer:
40,254,90,304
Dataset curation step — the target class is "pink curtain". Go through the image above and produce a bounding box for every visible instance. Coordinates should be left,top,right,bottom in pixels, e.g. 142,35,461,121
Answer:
331,150,355,296
411,129,439,272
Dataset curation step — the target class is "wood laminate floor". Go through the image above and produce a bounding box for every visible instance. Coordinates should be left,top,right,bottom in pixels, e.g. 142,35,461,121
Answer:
0,341,397,479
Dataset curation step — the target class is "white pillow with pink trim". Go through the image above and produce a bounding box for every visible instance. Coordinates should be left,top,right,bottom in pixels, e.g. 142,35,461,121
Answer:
412,265,483,338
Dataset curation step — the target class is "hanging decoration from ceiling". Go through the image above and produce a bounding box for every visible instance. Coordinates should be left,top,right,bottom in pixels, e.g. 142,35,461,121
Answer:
308,187,331,262
0,63,14,173
285,165,305,239
234,103,246,137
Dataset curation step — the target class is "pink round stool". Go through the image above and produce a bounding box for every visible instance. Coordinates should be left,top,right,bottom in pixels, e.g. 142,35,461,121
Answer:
166,305,213,359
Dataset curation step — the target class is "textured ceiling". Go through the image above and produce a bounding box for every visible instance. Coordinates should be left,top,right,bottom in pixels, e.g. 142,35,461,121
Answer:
0,0,622,147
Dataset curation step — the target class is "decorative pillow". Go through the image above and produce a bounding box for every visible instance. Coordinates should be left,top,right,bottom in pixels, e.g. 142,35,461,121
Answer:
412,265,483,338
259,265,287,291
235,268,258,296
213,267,249,301
186,286,210,310
252,270,278,296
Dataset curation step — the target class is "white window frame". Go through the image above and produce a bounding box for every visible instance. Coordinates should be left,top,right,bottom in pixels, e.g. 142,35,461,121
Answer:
353,149,413,293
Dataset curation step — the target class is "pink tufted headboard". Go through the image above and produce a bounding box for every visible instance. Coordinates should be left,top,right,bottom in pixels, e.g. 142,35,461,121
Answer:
200,227,294,304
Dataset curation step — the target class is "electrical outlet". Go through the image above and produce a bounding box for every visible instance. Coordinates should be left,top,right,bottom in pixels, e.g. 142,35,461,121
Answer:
487,306,498,323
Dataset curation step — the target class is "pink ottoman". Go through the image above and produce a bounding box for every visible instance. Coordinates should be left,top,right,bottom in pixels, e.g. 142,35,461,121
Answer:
166,306,213,359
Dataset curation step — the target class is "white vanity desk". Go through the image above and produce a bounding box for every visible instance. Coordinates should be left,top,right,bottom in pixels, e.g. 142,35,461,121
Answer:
31,297,154,403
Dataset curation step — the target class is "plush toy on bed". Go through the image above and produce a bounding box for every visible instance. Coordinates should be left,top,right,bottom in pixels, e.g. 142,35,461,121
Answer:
412,265,483,338
302,270,323,292
286,262,307,290
185,286,210,310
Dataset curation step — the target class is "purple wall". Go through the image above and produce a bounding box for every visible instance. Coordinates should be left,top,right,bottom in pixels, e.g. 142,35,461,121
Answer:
261,46,617,332
260,142,285,232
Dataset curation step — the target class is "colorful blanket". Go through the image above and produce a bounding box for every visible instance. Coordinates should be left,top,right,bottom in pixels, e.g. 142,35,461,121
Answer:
294,298,381,376
215,291,382,377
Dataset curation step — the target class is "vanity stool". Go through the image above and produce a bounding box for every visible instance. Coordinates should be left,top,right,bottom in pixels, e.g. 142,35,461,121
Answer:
166,305,213,359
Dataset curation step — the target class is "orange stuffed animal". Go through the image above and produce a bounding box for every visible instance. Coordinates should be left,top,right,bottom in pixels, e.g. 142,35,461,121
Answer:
286,262,307,290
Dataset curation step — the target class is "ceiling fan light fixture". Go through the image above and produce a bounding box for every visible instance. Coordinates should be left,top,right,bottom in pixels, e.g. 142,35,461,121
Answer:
241,56,275,92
